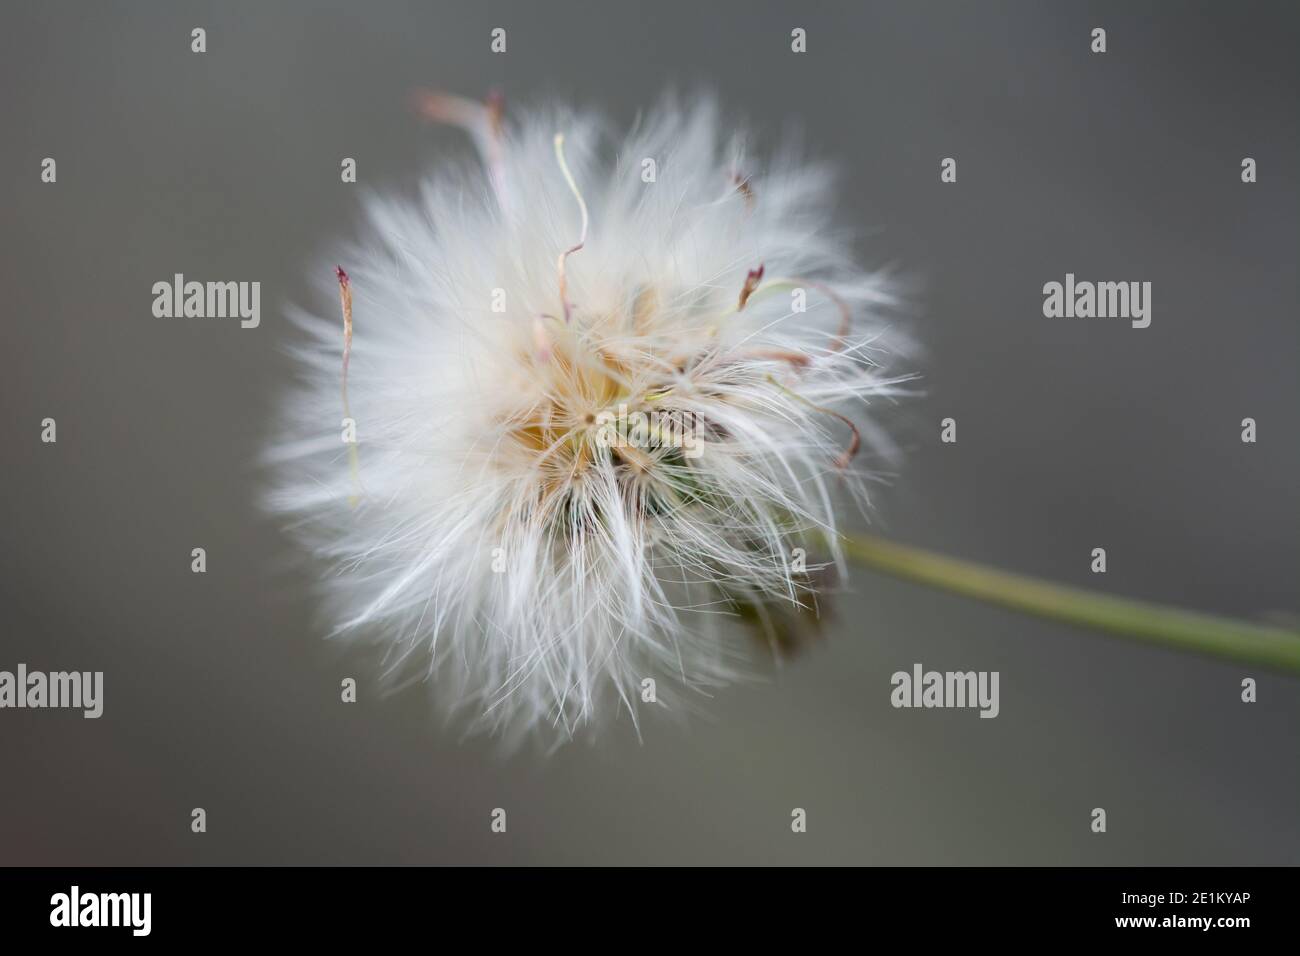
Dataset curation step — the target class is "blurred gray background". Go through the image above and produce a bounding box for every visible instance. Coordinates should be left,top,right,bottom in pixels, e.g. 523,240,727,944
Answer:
1,0,1296,865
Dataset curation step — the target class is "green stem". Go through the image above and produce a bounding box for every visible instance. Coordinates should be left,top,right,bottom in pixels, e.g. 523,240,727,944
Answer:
840,533,1300,676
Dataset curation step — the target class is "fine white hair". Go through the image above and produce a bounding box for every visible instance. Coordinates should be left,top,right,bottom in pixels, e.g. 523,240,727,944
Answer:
265,93,911,744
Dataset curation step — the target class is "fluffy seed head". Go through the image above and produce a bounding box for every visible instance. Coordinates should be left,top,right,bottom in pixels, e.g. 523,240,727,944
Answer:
266,93,911,743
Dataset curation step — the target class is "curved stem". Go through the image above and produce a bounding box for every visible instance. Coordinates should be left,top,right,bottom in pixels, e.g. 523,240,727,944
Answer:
840,533,1300,676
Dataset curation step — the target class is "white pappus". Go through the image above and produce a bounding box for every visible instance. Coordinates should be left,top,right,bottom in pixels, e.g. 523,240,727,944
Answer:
265,92,912,744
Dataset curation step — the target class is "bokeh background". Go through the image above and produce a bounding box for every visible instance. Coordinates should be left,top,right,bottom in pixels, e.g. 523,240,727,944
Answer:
2,0,1296,865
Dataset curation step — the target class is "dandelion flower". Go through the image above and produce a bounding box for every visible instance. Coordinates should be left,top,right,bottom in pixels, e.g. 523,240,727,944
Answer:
266,93,911,742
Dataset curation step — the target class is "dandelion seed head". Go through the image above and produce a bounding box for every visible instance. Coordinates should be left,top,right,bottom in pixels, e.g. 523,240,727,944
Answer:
266,94,911,743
